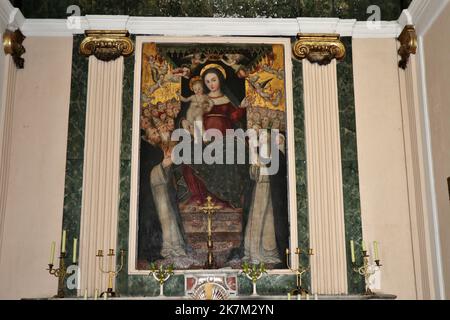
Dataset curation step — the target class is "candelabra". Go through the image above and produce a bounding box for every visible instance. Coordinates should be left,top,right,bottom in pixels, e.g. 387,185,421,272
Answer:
199,196,221,269
47,252,74,298
96,249,125,298
352,251,382,295
241,262,267,296
286,248,314,297
149,263,174,296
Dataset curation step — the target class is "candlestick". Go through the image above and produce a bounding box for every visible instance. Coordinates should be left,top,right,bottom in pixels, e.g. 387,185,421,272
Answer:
241,262,266,296
47,251,72,298
50,241,56,265
286,247,314,297
97,248,125,298
373,241,379,260
73,238,78,264
149,263,174,296
352,244,383,295
61,230,66,253
351,240,356,262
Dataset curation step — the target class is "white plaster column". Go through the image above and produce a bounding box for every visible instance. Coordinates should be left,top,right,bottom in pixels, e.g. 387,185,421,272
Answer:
78,55,124,295
303,59,348,295
398,50,437,299
0,55,16,259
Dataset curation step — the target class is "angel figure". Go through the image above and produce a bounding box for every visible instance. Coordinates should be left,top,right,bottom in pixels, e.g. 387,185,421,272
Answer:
221,53,248,78
182,53,208,72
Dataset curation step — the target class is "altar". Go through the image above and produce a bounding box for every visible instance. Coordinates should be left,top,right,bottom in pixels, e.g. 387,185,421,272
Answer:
1,0,448,301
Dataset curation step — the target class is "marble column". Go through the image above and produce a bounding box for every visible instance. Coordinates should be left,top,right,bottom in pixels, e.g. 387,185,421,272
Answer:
293,34,348,294
78,31,133,296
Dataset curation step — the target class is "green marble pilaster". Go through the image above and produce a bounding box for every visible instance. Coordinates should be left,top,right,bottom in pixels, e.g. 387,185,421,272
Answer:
337,37,364,294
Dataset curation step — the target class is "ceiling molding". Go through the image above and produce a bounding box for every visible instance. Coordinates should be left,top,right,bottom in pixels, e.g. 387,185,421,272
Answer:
0,0,24,30
399,0,450,36
19,15,404,38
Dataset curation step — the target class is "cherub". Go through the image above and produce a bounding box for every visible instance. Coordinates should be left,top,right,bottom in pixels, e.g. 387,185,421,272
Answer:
221,53,248,78
182,53,208,72
178,77,214,139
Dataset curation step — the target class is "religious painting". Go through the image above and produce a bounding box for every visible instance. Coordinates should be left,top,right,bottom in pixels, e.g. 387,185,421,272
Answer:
129,37,297,273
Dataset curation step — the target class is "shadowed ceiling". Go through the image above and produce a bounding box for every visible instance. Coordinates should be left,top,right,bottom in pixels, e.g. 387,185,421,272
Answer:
13,0,412,21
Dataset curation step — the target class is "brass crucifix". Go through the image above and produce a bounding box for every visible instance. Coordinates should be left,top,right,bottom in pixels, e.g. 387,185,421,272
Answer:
199,196,222,269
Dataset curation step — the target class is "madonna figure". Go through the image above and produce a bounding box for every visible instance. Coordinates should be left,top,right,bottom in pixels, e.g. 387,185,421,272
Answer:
180,64,249,209
201,64,247,134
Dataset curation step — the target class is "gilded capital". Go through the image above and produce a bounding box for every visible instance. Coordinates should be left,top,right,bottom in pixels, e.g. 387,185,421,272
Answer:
398,25,417,70
293,33,345,66
3,29,26,69
80,30,134,62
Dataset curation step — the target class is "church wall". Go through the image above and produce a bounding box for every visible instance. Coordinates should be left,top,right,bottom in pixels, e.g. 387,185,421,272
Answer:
352,38,417,299
422,1,450,298
0,36,73,299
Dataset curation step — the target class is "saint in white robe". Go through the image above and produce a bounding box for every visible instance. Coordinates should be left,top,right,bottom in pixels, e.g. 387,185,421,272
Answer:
243,164,281,264
150,163,187,259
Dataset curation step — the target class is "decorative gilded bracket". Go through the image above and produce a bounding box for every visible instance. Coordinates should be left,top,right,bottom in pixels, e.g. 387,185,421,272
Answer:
293,33,345,66
3,29,26,69
397,25,417,70
80,30,134,62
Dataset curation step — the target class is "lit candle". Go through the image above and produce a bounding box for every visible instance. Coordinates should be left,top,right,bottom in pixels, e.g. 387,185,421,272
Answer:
362,240,366,252
373,241,379,260
61,230,66,253
83,289,88,300
49,241,56,265
350,240,355,263
73,238,78,264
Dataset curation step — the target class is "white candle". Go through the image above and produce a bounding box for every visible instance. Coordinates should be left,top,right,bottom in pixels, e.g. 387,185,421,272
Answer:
103,294,107,300
306,294,310,300
61,230,66,253
314,293,319,300
297,294,301,300
94,289,98,300
287,293,291,300
50,241,56,265
373,241,379,260
73,238,78,264
362,240,366,252
350,240,355,263
83,289,88,300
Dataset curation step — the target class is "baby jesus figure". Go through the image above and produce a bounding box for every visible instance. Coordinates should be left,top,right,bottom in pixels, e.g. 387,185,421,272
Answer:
179,77,214,141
